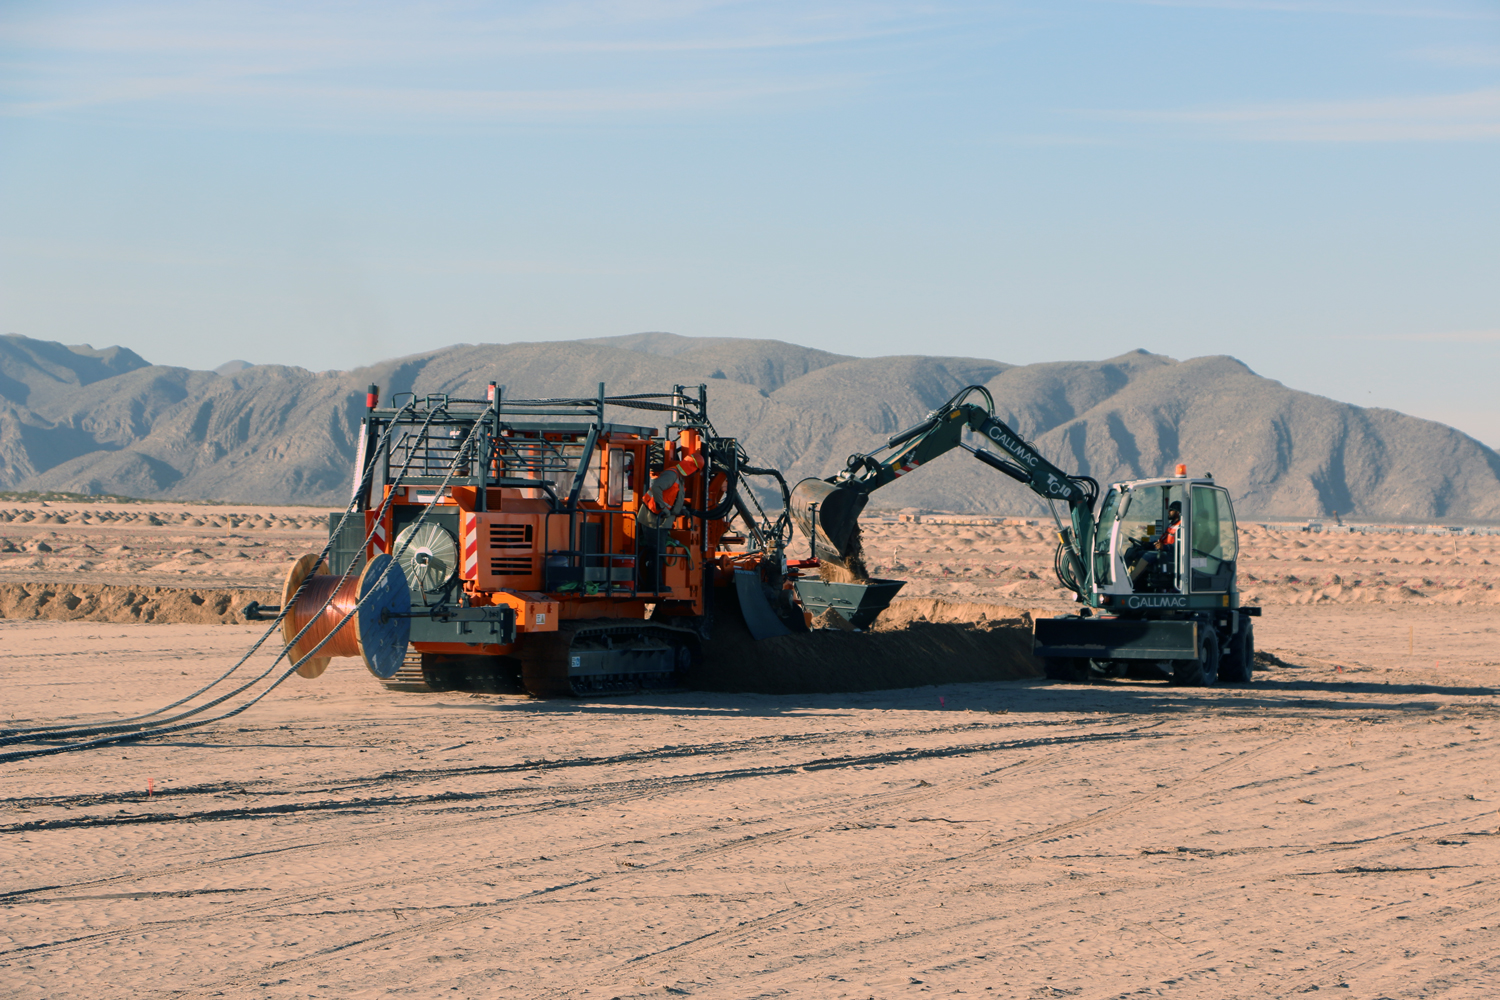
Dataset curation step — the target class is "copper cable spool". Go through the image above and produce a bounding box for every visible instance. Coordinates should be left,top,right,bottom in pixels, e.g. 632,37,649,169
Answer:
281,552,412,680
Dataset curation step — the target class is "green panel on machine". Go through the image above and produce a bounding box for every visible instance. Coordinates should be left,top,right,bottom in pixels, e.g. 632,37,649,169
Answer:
793,577,906,630
408,603,517,646
327,513,368,577
1033,617,1200,661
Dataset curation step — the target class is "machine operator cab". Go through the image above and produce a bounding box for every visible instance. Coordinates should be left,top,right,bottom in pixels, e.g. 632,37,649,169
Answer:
1092,476,1239,605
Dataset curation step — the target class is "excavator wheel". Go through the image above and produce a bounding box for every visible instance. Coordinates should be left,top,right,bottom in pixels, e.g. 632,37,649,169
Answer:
1221,622,1255,684
1172,630,1220,687
1089,658,1129,680
1043,657,1088,683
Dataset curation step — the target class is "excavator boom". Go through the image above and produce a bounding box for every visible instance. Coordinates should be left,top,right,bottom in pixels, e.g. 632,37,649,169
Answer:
789,387,1097,593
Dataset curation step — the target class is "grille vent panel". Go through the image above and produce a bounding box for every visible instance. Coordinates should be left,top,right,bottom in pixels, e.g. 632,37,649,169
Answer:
490,524,534,549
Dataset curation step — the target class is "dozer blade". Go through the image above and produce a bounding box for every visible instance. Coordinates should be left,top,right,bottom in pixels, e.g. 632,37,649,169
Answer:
789,478,868,564
733,569,792,639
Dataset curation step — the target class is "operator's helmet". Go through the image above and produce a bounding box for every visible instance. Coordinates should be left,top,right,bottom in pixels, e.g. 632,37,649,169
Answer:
1168,500,1182,519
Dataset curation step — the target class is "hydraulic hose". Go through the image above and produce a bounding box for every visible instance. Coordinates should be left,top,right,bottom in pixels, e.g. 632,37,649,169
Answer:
684,439,741,521
1054,538,1084,596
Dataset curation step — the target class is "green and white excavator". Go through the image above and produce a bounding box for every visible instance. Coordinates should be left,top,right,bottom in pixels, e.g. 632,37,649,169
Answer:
789,385,1259,686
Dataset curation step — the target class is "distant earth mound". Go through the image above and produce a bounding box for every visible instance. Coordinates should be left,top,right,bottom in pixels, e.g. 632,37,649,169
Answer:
0,332,1497,522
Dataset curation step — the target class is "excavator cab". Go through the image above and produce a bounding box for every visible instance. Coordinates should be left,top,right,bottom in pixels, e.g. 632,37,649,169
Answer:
1093,478,1239,602
1109,483,1186,593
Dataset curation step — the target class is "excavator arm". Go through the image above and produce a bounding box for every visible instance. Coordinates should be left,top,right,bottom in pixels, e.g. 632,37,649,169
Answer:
789,386,1099,596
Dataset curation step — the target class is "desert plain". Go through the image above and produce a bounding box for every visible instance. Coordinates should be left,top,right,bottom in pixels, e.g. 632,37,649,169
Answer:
2,501,1499,998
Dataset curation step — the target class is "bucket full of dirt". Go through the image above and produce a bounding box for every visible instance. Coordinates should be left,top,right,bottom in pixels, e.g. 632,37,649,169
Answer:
793,577,906,629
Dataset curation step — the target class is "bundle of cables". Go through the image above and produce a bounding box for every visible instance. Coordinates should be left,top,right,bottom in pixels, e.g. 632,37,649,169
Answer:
0,399,497,765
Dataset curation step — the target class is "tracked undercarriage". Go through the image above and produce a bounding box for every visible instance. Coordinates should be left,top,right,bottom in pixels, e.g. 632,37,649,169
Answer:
380,619,703,696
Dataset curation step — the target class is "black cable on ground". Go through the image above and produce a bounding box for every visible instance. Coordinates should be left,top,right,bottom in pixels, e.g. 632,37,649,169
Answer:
0,401,421,743
0,401,491,764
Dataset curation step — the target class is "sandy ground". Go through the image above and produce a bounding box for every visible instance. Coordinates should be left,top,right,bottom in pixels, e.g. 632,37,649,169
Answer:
3,602,1499,999
856,519,1500,618
0,499,1495,618
3,502,1500,997
0,501,327,590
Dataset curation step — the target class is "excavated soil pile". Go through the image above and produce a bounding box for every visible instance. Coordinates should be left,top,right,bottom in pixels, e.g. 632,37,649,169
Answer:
689,592,1041,694
0,583,275,625
0,579,1044,695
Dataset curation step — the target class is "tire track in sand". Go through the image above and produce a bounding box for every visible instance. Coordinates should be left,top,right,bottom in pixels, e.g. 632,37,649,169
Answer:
619,734,1296,970
176,727,1250,993
2,724,1172,904
162,742,1132,994
2,717,1151,833
1,727,1150,969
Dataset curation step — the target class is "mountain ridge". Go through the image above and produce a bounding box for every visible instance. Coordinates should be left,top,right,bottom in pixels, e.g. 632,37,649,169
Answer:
1,333,1495,522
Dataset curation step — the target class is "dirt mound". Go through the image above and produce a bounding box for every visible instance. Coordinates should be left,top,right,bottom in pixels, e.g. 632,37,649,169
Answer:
0,580,1045,694
811,607,857,631
873,596,1032,630
688,589,1042,694
0,583,275,625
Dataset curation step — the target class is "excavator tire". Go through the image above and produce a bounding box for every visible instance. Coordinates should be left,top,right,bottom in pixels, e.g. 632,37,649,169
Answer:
1172,629,1220,687
1222,622,1255,684
1043,657,1088,683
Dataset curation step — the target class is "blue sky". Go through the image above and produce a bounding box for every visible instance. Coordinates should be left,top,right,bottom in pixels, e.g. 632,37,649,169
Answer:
2,1,1497,444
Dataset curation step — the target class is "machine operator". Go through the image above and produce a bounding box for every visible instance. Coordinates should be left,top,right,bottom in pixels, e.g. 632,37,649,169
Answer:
635,431,704,589
1138,500,1181,586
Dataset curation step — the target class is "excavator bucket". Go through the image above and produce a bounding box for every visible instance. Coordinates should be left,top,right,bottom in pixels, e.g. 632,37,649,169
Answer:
789,478,868,565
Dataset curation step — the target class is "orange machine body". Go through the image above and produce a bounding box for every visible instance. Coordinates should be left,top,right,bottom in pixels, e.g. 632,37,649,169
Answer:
338,385,782,694
363,431,734,658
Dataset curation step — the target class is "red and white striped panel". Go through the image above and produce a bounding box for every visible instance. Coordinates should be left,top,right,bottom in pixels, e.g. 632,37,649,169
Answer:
892,459,921,477
462,523,479,579
368,510,388,557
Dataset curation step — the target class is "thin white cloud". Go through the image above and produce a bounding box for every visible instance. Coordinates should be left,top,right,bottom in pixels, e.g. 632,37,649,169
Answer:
1,74,857,120
1332,329,1500,343
0,235,657,276
0,0,961,123
992,132,1115,146
0,1,963,59
1095,88,1500,141
1408,44,1500,67
1100,0,1500,19
1368,330,1500,343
